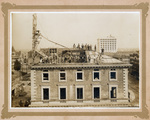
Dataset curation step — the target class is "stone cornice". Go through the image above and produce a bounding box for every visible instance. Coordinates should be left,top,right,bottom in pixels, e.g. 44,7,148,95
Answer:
31,63,132,70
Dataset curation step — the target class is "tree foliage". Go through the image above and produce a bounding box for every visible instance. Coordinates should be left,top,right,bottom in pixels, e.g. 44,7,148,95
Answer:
14,59,21,71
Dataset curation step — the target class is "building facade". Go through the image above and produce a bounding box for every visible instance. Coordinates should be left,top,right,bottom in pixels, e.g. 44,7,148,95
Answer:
97,35,117,53
129,51,139,80
30,55,131,107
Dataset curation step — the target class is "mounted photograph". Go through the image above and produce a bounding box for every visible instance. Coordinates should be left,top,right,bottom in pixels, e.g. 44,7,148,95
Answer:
11,12,140,108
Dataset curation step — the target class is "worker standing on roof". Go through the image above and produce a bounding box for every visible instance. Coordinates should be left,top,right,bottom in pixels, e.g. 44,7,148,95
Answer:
49,56,52,64
52,54,55,64
40,57,42,63
88,55,91,63
93,55,96,63
55,53,58,63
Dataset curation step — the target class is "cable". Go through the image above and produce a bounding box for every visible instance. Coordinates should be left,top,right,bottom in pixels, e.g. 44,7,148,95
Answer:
37,17,49,39
40,34,70,49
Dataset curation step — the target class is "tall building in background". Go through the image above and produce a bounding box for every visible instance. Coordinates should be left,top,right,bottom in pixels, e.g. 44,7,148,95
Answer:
97,35,117,53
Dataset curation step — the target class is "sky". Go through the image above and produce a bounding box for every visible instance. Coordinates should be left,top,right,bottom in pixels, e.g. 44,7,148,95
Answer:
12,12,140,51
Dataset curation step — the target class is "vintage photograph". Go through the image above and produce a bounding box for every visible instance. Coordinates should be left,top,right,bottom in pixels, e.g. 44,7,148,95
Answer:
11,12,140,108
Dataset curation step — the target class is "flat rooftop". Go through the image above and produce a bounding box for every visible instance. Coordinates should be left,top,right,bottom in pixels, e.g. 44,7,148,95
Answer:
101,55,122,63
31,55,132,69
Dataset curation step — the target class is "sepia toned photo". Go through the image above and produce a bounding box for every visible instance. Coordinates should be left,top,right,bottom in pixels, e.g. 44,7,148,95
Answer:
11,12,140,108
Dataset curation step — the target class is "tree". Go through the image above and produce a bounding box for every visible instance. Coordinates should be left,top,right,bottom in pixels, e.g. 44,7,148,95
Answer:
94,45,96,51
14,59,21,71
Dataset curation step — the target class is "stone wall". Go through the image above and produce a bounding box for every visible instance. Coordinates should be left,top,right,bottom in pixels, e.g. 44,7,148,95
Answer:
31,67,127,102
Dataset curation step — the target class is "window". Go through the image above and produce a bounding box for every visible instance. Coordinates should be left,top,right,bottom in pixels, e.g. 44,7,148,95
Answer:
59,70,66,81
77,73,82,79
109,85,118,100
43,73,49,80
93,85,101,100
42,86,50,100
42,70,49,82
43,88,49,100
60,73,66,80
60,88,66,99
110,69,117,81
76,69,83,81
93,69,100,81
111,72,116,79
76,87,83,99
110,87,117,98
94,87,100,99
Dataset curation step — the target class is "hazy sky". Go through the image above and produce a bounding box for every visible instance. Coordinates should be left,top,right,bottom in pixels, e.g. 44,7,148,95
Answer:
12,12,140,51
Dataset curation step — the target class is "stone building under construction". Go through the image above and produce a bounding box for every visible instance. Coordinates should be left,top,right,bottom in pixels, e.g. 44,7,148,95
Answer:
30,54,131,107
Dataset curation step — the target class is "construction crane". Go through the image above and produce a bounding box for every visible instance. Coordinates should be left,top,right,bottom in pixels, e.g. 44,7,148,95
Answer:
31,13,97,64
32,13,70,63
32,14,48,62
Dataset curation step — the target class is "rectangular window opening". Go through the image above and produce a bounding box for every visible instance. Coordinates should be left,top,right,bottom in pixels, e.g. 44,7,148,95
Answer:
60,73,66,80
77,73,82,80
43,88,49,100
77,88,83,99
110,87,117,98
43,73,49,80
94,72,99,80
60,88,66,99
110,72,116,79
94,87,100,99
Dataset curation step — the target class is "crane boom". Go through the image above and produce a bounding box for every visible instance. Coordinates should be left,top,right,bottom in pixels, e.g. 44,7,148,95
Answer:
32,13,70,62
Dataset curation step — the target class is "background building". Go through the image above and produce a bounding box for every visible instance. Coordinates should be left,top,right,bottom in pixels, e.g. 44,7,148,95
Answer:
97,35,117,53
129,51,139,80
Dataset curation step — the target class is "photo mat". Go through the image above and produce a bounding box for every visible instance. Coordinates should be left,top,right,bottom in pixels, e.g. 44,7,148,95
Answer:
1,2,149,119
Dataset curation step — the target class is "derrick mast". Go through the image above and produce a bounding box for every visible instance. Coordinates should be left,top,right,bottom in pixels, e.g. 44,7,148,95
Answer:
31,14,47,63
32,14,40,51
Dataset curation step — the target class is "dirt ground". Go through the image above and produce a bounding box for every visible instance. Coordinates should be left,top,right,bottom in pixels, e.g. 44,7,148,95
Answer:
12,70,31,107
128,74,139,107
